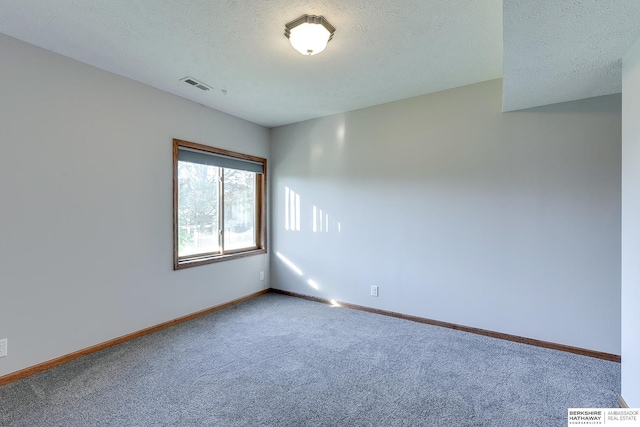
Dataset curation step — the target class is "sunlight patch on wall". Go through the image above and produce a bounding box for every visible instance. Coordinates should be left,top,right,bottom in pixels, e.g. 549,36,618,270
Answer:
285,186,301,231
275,254,343,310
337,124,345,148
276,251,303,276
313,205,330,233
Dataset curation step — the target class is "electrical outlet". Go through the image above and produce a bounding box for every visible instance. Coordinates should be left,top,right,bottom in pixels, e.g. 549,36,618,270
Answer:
259,271,265,281
0,339,7,358
371,285,379,297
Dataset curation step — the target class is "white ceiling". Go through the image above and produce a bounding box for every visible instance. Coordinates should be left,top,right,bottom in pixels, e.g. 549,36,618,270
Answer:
503,0,640,112
0,1,639,127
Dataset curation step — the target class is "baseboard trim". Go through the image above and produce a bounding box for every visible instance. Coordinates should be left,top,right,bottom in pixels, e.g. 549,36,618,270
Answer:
619,396,629,408
0,289,269,387
270,288,621,363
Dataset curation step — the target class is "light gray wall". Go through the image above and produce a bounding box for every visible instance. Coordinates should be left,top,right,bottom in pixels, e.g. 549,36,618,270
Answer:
0,33,269,377
270,79,621,354
622,35,640,407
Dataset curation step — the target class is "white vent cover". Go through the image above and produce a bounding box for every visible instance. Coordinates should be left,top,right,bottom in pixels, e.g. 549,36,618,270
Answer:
180,76,211,91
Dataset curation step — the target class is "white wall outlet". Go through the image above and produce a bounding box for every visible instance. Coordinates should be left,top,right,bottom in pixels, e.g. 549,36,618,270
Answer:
259,271,264,281
371,285,379,297
0,339,7,358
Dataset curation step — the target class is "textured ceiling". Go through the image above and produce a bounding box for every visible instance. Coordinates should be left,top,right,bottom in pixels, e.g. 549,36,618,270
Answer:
503,0,640,112
0,1,639,127
0,0,502,127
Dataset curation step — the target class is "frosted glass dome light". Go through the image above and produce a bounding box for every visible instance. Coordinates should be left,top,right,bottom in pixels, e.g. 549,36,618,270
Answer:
285,15,335,56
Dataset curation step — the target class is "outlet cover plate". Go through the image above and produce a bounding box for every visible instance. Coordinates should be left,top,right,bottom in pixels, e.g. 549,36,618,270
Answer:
0,339,7,357
371,286,379,297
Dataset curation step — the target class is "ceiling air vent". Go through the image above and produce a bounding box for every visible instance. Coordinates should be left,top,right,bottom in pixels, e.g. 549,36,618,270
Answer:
180,76,212,91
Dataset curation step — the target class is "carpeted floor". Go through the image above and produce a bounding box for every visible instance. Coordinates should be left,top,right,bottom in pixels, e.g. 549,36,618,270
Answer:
0,292,620,426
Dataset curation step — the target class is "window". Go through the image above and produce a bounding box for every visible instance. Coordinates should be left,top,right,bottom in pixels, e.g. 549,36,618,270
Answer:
173,139,266,269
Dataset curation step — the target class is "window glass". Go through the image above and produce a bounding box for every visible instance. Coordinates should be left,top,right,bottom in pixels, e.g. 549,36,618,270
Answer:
177,161,220,257
224,168,256,251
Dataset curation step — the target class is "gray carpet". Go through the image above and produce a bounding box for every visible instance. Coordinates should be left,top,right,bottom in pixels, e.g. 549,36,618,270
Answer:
0,292,620,426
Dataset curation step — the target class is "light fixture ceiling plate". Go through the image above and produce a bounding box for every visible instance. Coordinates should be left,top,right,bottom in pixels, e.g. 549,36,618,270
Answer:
284,14,335,41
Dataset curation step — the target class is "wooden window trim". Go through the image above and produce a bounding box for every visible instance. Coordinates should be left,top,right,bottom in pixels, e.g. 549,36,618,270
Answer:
173,139,267,270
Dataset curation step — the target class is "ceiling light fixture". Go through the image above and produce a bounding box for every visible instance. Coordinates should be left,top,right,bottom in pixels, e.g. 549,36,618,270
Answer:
284,15,335,56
